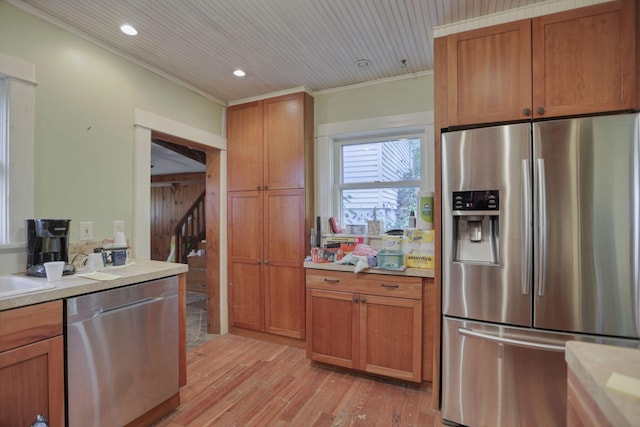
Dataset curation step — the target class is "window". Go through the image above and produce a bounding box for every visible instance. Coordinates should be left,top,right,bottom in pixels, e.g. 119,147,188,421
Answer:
335,134,422,230
0,52,36,247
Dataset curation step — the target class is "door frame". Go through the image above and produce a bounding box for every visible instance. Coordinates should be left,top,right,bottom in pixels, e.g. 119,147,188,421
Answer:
133,108,228,334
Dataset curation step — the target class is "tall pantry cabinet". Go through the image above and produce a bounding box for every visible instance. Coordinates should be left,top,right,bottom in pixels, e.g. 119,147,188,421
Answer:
227,92,314,340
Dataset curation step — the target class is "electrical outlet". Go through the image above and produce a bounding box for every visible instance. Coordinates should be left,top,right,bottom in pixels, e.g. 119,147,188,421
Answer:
113,220,125,235
80,222,93,241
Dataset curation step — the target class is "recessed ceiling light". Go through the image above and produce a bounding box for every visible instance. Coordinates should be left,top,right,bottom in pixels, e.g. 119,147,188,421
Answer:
120,24,138,36
233,69,246,77
355,59,370,68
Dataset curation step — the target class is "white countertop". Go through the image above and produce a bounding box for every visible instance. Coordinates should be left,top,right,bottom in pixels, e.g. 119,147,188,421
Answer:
565,341,640,427
303,261,434,278
0,260,188,311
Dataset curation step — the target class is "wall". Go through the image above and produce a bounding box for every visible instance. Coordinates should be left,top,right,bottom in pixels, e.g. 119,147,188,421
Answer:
314,73,433,127
313,73,435,223
0,2,224,273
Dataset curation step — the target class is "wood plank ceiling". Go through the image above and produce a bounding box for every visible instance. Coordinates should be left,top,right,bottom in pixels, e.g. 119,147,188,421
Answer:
13,0,547,105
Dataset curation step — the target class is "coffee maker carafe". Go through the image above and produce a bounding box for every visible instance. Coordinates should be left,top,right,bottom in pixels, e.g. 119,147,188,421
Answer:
26,219,76,277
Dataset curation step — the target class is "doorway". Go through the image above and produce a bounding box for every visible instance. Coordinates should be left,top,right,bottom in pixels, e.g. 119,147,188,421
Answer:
133,108,227,335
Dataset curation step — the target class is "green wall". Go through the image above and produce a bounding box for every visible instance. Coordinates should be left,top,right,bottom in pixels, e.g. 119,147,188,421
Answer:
314,73,433,127
0,2,224,242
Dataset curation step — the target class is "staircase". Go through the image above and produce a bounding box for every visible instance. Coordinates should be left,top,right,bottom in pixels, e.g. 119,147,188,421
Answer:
174,191,206,264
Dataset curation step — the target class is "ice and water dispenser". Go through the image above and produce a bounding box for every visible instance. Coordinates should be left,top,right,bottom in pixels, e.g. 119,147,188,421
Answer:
450,190,500,264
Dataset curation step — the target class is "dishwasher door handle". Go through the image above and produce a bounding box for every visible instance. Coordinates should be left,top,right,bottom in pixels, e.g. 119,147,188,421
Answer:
94,296,163,317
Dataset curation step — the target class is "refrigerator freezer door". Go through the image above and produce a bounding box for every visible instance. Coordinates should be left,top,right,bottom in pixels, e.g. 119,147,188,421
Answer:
442,317,569,427
442,123,532,325
533,113,640,338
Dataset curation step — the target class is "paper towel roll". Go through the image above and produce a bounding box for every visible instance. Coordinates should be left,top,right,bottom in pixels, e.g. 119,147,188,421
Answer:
417,191,434,230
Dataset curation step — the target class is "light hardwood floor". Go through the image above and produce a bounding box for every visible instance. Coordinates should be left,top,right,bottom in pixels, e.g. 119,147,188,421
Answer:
153,334,441,426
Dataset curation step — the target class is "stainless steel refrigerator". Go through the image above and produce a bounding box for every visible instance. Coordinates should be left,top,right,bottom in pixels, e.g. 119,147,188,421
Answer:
441,113,640,427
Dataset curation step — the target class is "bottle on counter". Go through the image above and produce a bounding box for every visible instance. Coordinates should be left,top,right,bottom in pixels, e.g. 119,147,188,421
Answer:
408,210,416,228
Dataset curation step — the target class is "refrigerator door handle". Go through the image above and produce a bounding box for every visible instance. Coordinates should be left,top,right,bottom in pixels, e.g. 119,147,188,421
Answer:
536,158,547,297
522,159,532,295
458,327,565,352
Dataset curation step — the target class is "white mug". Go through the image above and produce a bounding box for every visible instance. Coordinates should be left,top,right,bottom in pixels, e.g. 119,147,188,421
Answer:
86,253,104,271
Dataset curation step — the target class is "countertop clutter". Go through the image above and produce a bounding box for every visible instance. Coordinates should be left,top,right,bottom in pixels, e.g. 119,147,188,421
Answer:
565,341,640,427
0,260,188,311
303,261,434,278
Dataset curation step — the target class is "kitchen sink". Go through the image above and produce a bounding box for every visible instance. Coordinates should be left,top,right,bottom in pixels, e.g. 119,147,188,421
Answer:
0,275,55,298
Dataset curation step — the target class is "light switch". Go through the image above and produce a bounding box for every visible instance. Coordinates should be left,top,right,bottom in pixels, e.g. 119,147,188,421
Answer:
80,222,93,241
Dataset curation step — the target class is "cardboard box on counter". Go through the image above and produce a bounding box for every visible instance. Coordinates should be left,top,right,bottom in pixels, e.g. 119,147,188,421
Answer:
324,235,365,254
405,253,434,269
403,229,434,269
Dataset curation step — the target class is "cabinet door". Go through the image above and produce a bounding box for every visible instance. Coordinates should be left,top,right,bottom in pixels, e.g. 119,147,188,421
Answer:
532,1,635,118
263,93,307,189
306,289,358,369
264,189,306,338
227,101,263,191
359,294,422,382
228,191,264,330
447,20,532,126
0,336,64,427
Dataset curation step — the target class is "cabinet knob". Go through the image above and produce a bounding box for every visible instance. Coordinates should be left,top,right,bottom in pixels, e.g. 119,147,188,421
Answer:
360,297,366,304
257,259,262,264
523,107,531,116
352,296,358,303
536,106,545,115
264,260,269,265
257,185,262,190
264,185,269,190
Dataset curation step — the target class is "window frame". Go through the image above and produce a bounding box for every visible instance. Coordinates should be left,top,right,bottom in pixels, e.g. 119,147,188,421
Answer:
0,52,36,247
333,132,423,228
315,111,434,234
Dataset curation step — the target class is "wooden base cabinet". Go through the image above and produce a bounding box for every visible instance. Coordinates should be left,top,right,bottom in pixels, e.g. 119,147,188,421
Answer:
306,269,423,382
228,188,306,339
0,301,64,427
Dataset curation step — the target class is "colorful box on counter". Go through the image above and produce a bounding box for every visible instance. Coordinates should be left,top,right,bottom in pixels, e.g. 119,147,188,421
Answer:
405,253,434,269
324,236,364,254
403,229,434,269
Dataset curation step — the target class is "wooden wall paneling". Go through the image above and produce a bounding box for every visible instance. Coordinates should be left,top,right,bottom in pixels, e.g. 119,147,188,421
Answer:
205,150,221,334
150,173,206,261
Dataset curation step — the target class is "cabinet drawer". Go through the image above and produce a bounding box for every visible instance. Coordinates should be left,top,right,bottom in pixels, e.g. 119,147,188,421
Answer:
0,300,63,353
306,269,422,300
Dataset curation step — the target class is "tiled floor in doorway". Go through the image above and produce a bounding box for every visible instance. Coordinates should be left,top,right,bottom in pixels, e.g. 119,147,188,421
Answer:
185,292,216,350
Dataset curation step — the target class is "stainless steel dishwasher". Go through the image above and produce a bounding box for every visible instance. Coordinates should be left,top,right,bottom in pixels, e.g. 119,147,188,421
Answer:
66,276,179,426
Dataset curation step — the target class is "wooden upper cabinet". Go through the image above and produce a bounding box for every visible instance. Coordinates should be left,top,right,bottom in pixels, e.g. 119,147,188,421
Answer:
442,0,636,127
227,101,263,191
447,19,532,126
263,93,307,189
532,0,635,118
227,92,311,191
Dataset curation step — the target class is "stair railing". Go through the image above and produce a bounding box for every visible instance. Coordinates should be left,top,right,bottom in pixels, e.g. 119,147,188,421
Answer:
174,191,206,264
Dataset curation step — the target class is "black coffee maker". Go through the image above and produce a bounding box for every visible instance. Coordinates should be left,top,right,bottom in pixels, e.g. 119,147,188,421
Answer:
26,219,76,277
